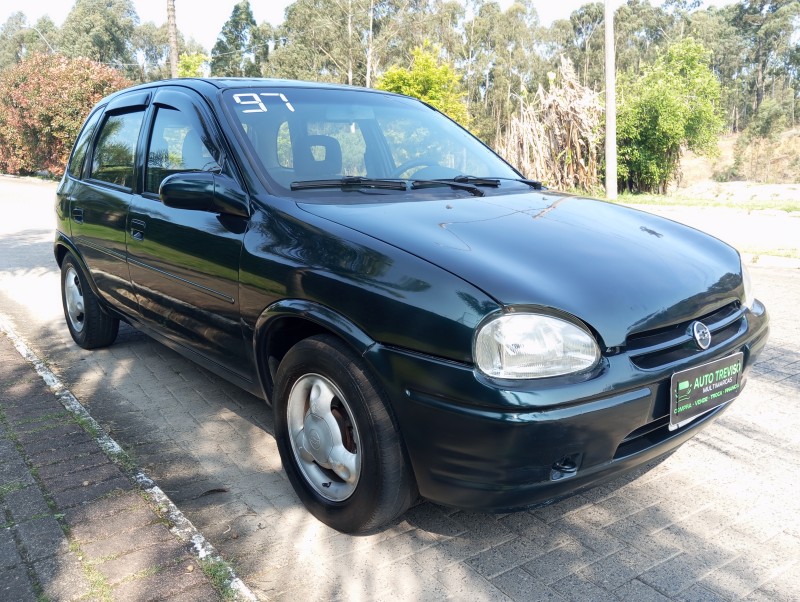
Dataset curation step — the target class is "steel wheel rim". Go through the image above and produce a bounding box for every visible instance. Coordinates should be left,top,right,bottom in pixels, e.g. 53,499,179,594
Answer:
64,266,85,333
286,373,361,502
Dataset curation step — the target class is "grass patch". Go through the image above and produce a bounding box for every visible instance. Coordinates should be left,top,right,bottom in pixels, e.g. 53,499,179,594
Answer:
106,447,137,474
72,414,100,439
742,248,800,260
11,411,69,426
608,191,800,213
199,557,237,601
0,482,27,497
69,541,113,602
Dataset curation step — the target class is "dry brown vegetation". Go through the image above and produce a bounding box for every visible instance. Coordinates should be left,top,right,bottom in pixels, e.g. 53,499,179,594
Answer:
494,57,602,192
678,128,800,188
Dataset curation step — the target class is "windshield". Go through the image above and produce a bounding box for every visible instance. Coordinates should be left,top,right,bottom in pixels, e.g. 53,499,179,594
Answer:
222,86,520,193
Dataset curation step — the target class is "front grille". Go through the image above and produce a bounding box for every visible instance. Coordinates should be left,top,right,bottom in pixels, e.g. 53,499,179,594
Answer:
627,302,745,370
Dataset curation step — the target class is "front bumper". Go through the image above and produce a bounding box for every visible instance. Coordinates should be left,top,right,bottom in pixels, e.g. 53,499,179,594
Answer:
365,306,769,511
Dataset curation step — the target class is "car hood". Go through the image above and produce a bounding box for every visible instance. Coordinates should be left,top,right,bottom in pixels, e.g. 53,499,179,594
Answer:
298,192,743,347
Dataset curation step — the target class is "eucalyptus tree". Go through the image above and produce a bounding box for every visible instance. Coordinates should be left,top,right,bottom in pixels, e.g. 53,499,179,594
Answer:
210,0,268,77
731,0,800,116
0,13,58,71
58,0,139,74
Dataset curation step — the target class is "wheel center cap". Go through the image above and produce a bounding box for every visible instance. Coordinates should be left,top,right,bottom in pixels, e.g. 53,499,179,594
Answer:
303,413,333,466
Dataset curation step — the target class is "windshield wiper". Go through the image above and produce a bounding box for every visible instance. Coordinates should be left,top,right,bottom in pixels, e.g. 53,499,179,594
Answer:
410,179,484,197
495,177,544,190
291,176,407,191
445,175,501,187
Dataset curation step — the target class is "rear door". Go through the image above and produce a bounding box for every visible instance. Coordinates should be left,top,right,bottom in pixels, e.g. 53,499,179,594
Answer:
67,91,150,316
127,87,249,378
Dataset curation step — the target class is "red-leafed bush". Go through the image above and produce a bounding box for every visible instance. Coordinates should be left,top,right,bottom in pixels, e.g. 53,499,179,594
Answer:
0,53,130,177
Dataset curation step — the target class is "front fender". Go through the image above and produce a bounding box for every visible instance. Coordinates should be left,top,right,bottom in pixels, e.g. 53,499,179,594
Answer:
252,298,377,402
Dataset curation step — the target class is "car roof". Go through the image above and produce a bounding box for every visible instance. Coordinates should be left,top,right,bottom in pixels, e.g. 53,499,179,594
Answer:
96,78,396,108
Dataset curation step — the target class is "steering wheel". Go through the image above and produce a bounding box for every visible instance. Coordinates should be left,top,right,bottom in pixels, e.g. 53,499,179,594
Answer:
389,158,437,178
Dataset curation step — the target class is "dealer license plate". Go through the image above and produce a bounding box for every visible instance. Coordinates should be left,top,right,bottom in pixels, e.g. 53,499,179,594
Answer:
669,352,744,430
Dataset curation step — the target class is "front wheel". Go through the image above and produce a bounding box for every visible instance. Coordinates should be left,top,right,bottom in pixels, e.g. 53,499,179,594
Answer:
273,335,415,533
60,253,119,349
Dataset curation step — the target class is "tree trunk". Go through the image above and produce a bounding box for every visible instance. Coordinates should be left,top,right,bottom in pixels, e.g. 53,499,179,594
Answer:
365,0,374,87
167,0,179,78
347,0,354,86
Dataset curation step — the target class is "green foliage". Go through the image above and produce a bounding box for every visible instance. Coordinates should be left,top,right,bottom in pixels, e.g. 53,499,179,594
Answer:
0,53,130,176
0,13,58,71
617,38,724,193
210,0,267,77
376,43,469,125
178,53,208,78
267,0,375,85
57,0,139,70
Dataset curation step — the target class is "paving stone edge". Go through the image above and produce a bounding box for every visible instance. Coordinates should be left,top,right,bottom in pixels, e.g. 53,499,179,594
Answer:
0,313,258,602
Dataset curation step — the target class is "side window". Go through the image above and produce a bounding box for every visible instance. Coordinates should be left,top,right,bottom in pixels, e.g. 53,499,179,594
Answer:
145,106,220,195
90,111,145,189
67,109,102,179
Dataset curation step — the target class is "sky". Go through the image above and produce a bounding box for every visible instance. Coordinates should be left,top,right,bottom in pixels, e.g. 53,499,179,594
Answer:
2,0,737,54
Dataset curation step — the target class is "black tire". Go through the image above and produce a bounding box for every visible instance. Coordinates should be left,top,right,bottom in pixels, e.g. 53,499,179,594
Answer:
273,334,416,533
60,253,119,349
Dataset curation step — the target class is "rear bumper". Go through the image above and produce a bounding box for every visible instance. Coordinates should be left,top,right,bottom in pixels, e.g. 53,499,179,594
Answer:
366,307,769,511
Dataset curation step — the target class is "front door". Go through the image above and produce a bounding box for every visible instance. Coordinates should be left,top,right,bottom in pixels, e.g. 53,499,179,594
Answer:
127,88,249,379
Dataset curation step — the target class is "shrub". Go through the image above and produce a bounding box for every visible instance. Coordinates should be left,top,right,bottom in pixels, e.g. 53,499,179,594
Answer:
0,53,130,176
617,39,724,194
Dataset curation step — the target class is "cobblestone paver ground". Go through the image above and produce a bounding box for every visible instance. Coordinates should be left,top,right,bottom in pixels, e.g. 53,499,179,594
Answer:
0,334,223,601
2,176,799,600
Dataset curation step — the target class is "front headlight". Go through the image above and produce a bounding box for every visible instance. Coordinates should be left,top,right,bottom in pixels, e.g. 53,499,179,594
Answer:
474,313,600,379
741,262,755,310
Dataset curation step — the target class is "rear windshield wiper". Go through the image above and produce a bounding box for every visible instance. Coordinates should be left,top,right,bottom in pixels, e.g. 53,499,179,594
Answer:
291,176,407,191
410,179,485,197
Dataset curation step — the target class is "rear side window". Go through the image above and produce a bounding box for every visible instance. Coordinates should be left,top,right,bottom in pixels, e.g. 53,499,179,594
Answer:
67,109,102,179
90,110,145,189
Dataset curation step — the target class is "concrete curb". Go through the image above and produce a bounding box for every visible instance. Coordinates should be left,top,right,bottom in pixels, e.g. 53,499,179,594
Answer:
0,312,258,602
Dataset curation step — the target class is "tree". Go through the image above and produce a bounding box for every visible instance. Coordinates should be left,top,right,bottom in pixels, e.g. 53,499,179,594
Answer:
269,0,374,85
178,53,208,77
617,38,724,193
167,0,179,78
0,13,58,71
731,0,800,116
132,21,170,82
58,0,139,75
376,43,468,124
210,0,267,76
0,53,130,176
567,2,605,87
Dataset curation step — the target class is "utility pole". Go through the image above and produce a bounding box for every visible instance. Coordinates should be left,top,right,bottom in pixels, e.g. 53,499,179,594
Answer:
167,0,179,78
605,0,617,200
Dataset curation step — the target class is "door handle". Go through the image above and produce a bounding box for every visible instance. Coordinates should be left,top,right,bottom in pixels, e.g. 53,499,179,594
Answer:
130,219,146,241
72,207,84,224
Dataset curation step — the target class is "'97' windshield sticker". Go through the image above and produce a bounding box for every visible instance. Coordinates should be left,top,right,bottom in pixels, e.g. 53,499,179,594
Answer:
233,93,295,113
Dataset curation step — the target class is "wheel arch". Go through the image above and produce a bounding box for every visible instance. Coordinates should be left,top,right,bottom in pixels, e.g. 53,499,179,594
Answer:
253,299,377,403
54,234,105,301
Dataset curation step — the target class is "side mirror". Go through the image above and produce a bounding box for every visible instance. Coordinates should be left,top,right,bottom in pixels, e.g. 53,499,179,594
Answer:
159,172,249,218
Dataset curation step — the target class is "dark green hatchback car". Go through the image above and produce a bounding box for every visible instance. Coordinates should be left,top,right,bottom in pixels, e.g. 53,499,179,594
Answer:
55,78,769,533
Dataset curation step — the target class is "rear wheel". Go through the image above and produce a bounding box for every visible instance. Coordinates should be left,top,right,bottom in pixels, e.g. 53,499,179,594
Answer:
60,253,119,349
273,335,415,533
